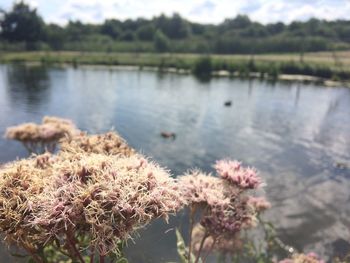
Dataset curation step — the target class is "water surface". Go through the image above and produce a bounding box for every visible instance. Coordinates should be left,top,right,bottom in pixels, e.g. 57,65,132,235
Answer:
0,64,349,262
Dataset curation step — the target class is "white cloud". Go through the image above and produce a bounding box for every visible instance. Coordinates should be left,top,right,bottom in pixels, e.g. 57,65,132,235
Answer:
3,0,350,25
250,0,350,24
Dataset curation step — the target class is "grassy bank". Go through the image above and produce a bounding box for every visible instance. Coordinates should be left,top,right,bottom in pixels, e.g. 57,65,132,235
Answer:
1,51,350,83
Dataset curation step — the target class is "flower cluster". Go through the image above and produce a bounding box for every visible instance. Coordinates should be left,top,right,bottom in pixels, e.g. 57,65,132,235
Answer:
0,150,183,257
59,131,135,157
5,116,79,153
1,118,273,262
178,171,229,208
0,119,184,261
30,152,183,255
4,122,39,141
200,196,254,237
214,160,261,189
178,159,268,261
0,154,54,247
279,252,325,263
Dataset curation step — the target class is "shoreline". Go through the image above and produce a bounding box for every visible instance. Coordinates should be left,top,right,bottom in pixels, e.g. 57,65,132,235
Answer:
0,51,349,88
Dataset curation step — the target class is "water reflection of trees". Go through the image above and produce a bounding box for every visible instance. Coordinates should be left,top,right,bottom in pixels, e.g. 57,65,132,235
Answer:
6,64,50,108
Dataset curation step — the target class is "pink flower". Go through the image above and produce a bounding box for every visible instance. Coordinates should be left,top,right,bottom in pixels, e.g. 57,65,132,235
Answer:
178,171,229,208
179,165,259,239
38,123,60,140
248,196,271,212
30,152,184,254
200,195,254,236
214,160,261,189
4,116,80,153
60,132,134,156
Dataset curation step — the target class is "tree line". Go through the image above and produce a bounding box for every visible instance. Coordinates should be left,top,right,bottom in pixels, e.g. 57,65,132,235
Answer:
1,1,350,54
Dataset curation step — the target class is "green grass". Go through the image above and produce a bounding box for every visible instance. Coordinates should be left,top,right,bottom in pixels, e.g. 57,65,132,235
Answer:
0,51,349,81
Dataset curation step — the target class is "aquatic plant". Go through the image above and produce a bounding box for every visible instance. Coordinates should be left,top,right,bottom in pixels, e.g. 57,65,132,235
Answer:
193,56,212,80
5,116,79,153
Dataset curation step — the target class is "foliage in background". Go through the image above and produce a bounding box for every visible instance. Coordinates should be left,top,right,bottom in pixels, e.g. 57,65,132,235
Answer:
154,30,171,53
0,1,46,49
1,50,350,81
1,2,350,53
193,57,212,79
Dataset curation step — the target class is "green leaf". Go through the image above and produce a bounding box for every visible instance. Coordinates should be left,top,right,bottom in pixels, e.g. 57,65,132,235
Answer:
10,252,28,258
176,229,188,263
116,258,128,263
175,229,201,263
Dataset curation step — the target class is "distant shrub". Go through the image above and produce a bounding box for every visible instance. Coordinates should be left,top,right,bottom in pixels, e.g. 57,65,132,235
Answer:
154,30,171,53
193,56,212,78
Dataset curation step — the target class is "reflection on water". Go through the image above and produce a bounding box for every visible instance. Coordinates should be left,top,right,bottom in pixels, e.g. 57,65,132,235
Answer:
0,64,349,262
6,64,50,110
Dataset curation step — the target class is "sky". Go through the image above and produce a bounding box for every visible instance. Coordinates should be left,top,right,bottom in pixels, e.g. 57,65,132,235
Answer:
1,0,350,25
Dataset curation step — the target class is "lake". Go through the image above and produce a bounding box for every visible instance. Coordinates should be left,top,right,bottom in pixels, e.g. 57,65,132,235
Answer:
0,64,349,262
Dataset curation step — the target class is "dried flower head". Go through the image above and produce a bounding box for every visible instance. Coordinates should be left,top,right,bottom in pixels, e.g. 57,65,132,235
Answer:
40,116,79,140
180,159,267,262
60,132,135,157
5,122,40,142
178,171,229,208
214,160,261,189
0,136,184,257
42,116,75,127
0,153,55,247
200,195,255,237
4,116,79,153
30,152,183,254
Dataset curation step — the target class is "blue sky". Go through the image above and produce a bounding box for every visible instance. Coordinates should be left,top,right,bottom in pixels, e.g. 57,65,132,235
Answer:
1,0,349,25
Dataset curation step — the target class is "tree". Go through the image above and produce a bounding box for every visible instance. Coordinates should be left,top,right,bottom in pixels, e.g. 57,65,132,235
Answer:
154,13,191,39
120,30,135,41
65,21,98,41
266,22,285,35
45,24,65,50
0,1,45,44
136,25,155,41
220,15,251,32
154,30,170,52
100,19,122,39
